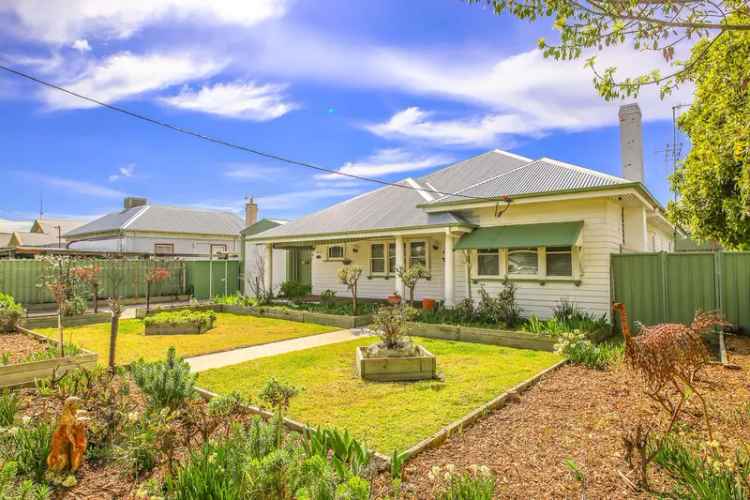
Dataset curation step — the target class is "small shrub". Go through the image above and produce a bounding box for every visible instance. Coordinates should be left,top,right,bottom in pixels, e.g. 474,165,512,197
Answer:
370,305,416,351
143,310,216,330
303,427,372,478
213,294,256,307
0,293,24,333
395,265,430,306
280,281,311,300
0,390,19,427
166,437,246,500
259,378,299,413
0,461,51,500
131,346,196,410
116,418,159,478
243,446,305,499
430,465,496,500
62,294,88,317
22,342,82,363
6,421,53,482
320,290,337,308
554,331,621,370
654,436,750,498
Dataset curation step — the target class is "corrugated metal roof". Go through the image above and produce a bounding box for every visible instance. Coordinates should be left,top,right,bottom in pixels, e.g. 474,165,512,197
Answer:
10,232,63,247
33,218,88,235
432,158,628,204
65,205,244,238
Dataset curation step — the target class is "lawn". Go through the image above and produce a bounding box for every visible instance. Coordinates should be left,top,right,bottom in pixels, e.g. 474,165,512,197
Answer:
35,312,337,364
198,337,562,453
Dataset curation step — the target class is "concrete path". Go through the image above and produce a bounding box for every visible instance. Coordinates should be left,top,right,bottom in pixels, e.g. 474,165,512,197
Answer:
186,328,372,373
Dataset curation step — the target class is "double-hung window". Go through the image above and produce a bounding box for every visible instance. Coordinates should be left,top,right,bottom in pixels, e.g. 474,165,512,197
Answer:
508,247,539,275
388,243,396,273
545,246,573,277
409,241,427,269
370,243,386,274
327,245,345,260
477,248,500,276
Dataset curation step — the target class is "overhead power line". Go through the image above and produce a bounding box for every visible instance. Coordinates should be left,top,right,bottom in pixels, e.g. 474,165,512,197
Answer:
0,62,497,202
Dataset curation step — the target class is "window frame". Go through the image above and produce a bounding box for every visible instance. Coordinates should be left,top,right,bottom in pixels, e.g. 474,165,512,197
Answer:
154,243,175,256
476,248,501,277
506,247,540,276
407,240,429,270
388,242,397,274
209,243,228,258
326,245,346,261
545,246,574,277
369,243,387,275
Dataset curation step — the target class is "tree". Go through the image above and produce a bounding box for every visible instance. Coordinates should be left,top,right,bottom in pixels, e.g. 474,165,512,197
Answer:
38,256,83,357
337,265,363,315
395,264,430,306
72,262,102,313
145,264,171,314
103,259,128,372
469,0,750,100
668,23,750,249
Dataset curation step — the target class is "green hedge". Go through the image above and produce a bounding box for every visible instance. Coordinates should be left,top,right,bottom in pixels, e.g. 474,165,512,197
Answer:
144,310,216,329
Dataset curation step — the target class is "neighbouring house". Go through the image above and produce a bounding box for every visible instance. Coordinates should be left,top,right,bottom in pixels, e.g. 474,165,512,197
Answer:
246,104,676,318
65,197,247,258
241,216,291,294
0,217,89,258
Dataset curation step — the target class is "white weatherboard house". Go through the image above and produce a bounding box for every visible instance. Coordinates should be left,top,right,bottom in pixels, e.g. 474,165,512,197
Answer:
246,104,675,318
65,197,247,257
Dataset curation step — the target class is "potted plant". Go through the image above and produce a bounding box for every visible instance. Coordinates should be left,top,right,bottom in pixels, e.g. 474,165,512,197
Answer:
421,298,436,310
387,291,401,305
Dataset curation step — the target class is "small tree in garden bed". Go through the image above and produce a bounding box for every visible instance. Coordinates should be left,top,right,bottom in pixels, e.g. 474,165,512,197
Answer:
145,264,171,314
396,264,429,307
73,262,102,313
103,259,128,371
371,305,417,353
38,256,84,357
337,265,363,315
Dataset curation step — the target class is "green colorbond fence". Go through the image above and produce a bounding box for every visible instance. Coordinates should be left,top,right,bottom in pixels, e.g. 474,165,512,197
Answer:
0,259,240,305
611,252,750,334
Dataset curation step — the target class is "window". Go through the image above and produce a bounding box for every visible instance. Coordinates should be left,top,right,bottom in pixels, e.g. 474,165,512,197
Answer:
154,243,174,256
327,245,345,260
508,247,539,275
546,246,573,277
388,243,396,274
210,244,227,257
477,248,500,276
409,241,427,268
370,243,386,274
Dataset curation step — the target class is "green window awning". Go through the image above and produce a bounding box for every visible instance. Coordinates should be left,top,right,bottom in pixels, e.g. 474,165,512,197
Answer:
454,221,584,250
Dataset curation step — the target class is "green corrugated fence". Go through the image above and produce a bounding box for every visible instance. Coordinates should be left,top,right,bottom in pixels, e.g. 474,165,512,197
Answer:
611,252,750,333
0,259,241,305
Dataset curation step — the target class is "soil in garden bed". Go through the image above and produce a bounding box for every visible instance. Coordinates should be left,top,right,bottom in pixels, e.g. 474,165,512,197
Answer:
0,333,50,365
381,336,750,499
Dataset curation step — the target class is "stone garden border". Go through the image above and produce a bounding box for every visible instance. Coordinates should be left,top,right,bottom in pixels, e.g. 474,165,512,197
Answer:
137,303,374,330
406,321,558,351
0,326,98,389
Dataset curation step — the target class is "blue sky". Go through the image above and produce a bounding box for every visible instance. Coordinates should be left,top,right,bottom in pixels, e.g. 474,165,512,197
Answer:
0,0,692,223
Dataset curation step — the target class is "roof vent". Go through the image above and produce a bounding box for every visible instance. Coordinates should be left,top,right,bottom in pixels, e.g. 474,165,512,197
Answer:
124,197,148,210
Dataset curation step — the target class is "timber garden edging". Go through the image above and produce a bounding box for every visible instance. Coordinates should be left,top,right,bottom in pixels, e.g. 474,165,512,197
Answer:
1,326,98,389
406,322,558,351
356,345,437,382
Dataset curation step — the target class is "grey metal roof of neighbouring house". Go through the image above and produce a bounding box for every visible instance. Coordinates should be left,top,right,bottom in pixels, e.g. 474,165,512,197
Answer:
65,205,245,239
248,150,637,241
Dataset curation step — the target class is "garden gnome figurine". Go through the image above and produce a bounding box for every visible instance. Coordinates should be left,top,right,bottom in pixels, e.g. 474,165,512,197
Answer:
47,396,89,473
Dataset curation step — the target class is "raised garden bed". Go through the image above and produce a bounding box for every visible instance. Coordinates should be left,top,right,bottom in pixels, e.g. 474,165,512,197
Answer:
143,310,216,336
356,344,437,382
406,321,558,351
23,311,112,329
0,326,97,389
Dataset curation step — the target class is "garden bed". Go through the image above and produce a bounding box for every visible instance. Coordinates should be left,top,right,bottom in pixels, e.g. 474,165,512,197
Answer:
387,335,750,499
0,326,97,389
406,321,558,351
143,310,216,336
198,336,562,453
356,344,437,382
23,312,112,329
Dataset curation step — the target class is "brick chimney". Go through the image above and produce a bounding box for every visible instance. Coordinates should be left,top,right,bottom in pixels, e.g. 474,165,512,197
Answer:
124,197,148,210
618,103,644,183
245,196,258,225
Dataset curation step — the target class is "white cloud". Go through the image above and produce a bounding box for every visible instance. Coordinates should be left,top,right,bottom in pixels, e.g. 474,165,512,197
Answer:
0,0,288,44
366,108,541,147
317,148,453,181
24,173,126,199
42,51,224,109
71,39,91,52
224,164,284,180
108,163,135,182
246,29,694,144
162,81,297,121
256,188,362,211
